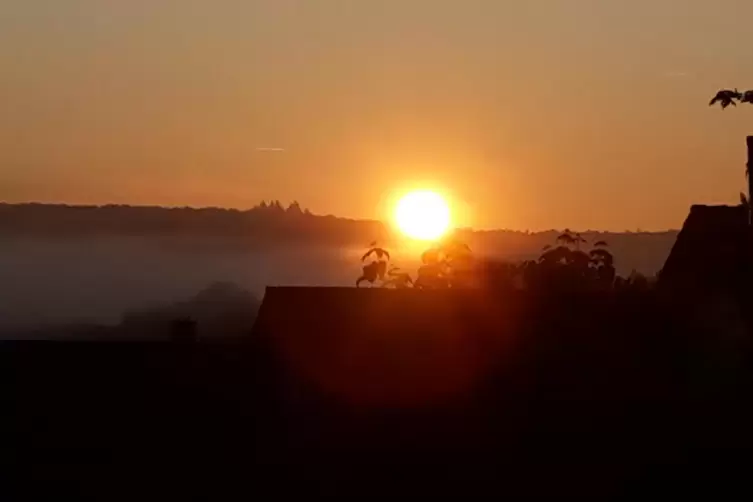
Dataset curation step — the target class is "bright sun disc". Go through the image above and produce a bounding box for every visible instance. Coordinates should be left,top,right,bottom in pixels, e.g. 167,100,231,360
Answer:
395,190,451,240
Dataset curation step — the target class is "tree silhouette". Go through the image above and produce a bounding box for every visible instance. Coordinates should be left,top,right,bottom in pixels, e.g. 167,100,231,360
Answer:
552,230,588,258
529,232,620,289
534,244,592,289
555,229,587,250
287,201,303,215
556,230,576,247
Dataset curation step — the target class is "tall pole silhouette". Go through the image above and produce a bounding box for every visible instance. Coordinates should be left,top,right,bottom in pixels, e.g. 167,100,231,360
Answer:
748,136,753,225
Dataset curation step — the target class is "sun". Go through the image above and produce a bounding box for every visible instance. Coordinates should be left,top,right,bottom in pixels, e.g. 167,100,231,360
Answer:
395,190,451,240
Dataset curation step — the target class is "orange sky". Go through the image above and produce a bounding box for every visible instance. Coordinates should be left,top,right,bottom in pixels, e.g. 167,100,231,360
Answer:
2,1,753,231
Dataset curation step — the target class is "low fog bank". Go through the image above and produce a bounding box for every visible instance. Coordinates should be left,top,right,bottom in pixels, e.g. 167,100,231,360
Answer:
0,236,366,334
0,232,673,335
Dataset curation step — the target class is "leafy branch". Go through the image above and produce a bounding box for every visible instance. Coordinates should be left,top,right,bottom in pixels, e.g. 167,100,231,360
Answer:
709,89,753,110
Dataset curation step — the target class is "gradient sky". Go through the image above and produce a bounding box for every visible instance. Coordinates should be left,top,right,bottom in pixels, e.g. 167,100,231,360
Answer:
2,1,753,230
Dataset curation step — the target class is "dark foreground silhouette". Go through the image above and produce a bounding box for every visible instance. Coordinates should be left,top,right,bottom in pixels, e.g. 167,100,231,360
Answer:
5,286,753,499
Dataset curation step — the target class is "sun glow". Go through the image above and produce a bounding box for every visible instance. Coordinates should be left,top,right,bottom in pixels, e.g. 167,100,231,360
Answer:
395,190,451,241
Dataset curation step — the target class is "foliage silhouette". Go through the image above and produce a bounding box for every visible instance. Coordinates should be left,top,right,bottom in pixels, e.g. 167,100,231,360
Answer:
556,230,576,247
709,88,753,109
361,242,391,261
356,230,639,293
382,266,414,289
357,242,390,287
556,229,587,250
353,235,477,290
710,89,743,109
414,236,475,289
485,232,622,291
356,261,386,287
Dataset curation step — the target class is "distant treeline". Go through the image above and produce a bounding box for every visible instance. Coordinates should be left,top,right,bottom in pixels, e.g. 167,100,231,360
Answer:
0,201,390,246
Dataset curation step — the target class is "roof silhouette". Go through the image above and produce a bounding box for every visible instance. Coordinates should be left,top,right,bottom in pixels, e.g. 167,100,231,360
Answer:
660,204,753,292
252,287,522,408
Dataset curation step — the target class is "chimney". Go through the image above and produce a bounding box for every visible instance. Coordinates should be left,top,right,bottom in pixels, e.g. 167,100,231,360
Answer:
748,136,753,225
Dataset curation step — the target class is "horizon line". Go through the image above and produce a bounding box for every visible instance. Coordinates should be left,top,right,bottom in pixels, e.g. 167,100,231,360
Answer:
0,199,681,234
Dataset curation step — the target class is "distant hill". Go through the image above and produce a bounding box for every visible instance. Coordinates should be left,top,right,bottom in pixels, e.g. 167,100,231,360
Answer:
0,201,390,247
0,202,678,274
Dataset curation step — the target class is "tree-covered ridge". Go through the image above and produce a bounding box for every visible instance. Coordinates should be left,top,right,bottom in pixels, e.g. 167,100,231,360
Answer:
0,201,390,244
